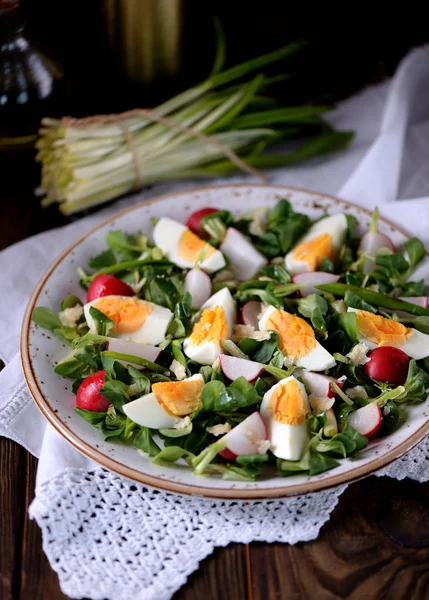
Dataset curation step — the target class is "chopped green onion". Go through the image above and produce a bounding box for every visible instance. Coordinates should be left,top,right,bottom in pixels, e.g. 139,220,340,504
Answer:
103,350,166,373
331,382,354,406
220,339,249,359
316,283,429,316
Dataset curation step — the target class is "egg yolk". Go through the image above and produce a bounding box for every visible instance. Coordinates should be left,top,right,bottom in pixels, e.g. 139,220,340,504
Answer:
269,379,308,425
93,297,152,334
265,309,316,358
178,229,216,262
152,378,204,416
356,310,411,347
291,233,334,271
189,306,228,346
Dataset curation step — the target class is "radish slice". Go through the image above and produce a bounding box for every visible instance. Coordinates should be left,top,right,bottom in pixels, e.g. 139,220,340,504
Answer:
106,338,161,366
219,354,263,382
360,232,395,254
360,232,395,273
241,300,262,328
299,370,343,398
218,448,237,461
184,268,212,308
360,208,395,273
324,408,338,437
394,296,429,318
219,228,267,281
399,296,429,309
347,403,382,438
219,412,267,459
292,272,340,296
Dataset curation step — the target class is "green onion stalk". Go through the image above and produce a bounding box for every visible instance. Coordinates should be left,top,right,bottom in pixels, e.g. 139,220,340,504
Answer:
36,38,353,215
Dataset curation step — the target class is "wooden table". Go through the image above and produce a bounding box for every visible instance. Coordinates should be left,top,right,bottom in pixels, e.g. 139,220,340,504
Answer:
1,153,429,600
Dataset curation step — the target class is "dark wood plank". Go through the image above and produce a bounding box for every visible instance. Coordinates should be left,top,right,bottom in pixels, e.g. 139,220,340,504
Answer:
0,152,69,600
249,477,429,600
173,544,249,600
0,439,28,600
19,453,69,600
0,152,67,253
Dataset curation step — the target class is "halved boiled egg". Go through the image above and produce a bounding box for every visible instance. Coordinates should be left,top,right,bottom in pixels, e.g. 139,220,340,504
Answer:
123,374,204,429
348,307,429,360
84,295,172,345
285,213,348,275
259,306,336,371
260,376,310,460
183,287,236,365
153,217,226,273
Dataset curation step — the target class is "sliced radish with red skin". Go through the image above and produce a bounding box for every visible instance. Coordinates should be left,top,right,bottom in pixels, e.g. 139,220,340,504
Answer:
394,297,429,318
185,207,220,237
184,268,212,308
218,448,237,461
347,403,382,438
241,301,262,328
364,346,410,385
76,370,110,412
299,370,343,398
360,231,395,274
219,412,267,460
399,297,429,309
219,228,267,281
360,231,395,254
106,338,161,366
292,272,340,296
87,274,135,302
329,381,344,397
219,354,263,382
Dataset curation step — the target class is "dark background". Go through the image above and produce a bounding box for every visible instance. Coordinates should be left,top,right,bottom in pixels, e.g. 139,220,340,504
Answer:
2,1,429,231
2,5,429,599
3,0,429,245
15,1,429,113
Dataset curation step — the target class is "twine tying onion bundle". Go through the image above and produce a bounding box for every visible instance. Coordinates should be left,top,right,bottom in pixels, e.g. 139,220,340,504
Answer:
62,109,268,192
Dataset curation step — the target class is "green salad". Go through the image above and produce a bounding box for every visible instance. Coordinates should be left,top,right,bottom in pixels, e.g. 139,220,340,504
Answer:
32,199,429,481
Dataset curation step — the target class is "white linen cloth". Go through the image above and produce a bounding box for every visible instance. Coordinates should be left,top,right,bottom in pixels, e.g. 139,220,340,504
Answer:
1,46,429,600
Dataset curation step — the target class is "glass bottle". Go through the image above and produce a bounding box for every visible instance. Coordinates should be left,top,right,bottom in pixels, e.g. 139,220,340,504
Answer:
0,0,64,150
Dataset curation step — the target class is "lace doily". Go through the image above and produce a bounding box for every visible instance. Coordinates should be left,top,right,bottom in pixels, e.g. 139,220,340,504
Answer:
29,434,428,600
376,434,429,481
30,438,429,600
29,469,346,600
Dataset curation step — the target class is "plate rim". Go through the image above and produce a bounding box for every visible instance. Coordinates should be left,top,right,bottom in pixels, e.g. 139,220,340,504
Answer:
20,183,429,499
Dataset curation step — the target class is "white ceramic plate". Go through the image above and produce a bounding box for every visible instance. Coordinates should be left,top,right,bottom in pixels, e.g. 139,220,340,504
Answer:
21,185,429,499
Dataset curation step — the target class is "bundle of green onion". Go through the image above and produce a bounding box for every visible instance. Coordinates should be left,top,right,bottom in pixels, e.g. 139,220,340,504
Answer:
36,39,353,215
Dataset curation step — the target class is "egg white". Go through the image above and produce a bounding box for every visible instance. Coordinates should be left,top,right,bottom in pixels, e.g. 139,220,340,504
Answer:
348,307,429,360
285,213,348,275
294,343,336,371
84,295,173,345
123,373,204,429
258,305,336,371
153,217,226,272
219,227,267,281
183,287,237,365
123,392,180,429
259,376,310,461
